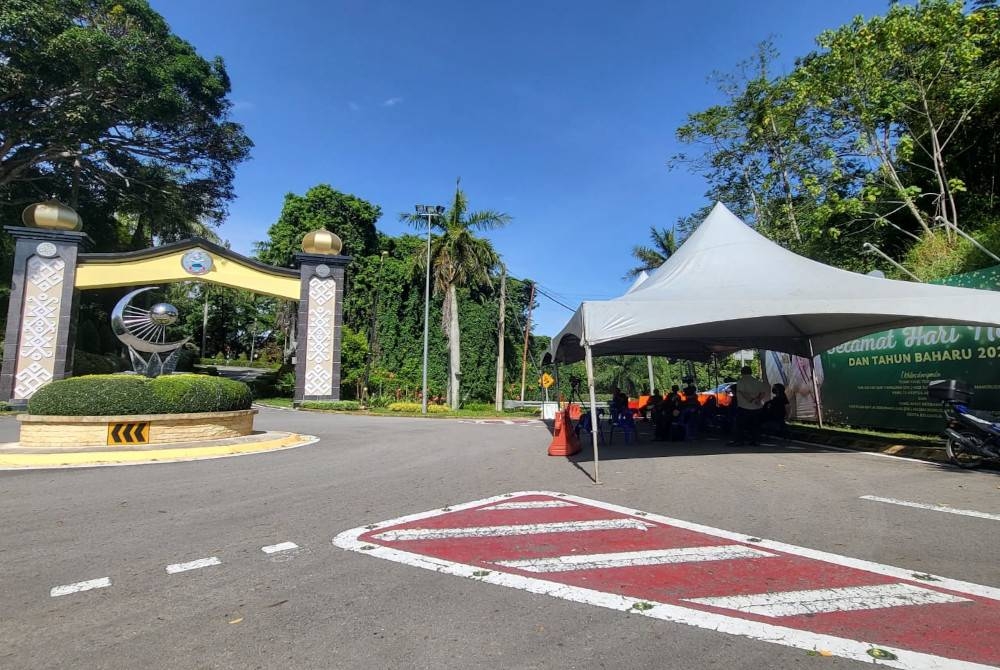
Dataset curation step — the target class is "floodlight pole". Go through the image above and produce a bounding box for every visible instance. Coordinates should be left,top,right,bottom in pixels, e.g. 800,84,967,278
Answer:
417,205,444,415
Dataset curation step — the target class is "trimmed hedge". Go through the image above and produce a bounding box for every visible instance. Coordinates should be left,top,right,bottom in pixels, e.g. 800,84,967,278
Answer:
28,374,253,416
388,402,448,413
300,400,361,411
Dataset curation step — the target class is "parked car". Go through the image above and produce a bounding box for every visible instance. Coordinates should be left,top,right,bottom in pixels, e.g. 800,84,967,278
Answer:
698,383,735,408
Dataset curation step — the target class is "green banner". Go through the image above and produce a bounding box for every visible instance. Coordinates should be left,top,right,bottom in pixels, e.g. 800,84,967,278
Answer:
818,265,1000,433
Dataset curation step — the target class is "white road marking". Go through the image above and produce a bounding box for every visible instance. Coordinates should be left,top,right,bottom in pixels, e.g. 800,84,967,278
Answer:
165,557,221,574
860,495,1000,522
373,518,652,542
684,582,969,617
50,577,111,597
494,545,775,573
481,501,576,510
261,541,299,554
334,491,1000,670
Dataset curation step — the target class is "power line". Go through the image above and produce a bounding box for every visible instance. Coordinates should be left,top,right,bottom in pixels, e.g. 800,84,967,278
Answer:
534,286,575,312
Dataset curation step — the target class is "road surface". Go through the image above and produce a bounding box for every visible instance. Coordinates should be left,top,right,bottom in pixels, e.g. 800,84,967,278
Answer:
2,408,998,669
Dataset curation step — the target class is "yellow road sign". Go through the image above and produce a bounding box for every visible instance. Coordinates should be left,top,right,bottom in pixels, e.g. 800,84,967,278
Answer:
540,373,555,389
107,421,150,445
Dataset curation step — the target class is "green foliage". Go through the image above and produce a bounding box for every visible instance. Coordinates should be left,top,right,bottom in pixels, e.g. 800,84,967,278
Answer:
72,351,126,376
399,183,511,409
300,400,361,411
274,371,296,397
627,226,678,279
0,0,252,234
388,402,448,413
671,0,1000,276
28,374,252,416
339,325,369,399
255,184,381,266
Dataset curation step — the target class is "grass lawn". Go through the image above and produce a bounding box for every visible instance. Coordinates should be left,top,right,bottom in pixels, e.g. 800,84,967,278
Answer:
255,397,294,408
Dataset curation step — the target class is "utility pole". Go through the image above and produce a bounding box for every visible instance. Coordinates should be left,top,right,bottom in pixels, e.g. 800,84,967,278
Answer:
519,281,536,402
494,267,507,412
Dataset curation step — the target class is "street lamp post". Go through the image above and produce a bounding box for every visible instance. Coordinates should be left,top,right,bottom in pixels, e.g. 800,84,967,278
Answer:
416,204,445,414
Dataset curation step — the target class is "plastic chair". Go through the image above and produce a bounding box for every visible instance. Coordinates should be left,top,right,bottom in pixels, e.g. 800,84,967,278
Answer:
608,407,636,444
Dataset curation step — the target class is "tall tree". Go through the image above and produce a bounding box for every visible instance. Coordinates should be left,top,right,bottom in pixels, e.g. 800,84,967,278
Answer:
799,0,1000,234
0,0,251,233
626,226,678,279
255,184,381,267
401,183,511,409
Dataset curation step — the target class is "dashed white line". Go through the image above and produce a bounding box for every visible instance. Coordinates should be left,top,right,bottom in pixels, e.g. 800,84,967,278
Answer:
373,518,653,541
166,557,221,574
860,495,1000,521
683,582,969,617
494,545,775,573
481,501,576,510
261,541,299,554
50,577,111,597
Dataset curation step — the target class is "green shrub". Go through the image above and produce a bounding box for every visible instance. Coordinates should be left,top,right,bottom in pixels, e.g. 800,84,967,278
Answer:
28,374,252,416
274,371,296,397
387,402,448,413
173,346,199,372
463,402,495,412
72,350,126,376
300,400,361,411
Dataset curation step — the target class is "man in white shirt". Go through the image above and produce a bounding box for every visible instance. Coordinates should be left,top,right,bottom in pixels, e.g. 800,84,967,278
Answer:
733,365,769,445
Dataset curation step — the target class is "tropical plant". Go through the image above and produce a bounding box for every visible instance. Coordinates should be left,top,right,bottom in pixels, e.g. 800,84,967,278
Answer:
400,182,511,409
626,226,678,279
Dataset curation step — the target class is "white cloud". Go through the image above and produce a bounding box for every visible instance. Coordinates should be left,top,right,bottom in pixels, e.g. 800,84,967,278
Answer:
382,97,403,107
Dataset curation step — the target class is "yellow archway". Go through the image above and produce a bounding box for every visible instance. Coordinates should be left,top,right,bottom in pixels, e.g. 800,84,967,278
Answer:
74,239,300,300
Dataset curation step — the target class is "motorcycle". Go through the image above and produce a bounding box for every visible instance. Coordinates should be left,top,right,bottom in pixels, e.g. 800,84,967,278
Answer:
928,379,1000,469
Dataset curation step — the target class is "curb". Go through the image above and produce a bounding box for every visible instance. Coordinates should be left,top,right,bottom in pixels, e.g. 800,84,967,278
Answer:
0,432,318,470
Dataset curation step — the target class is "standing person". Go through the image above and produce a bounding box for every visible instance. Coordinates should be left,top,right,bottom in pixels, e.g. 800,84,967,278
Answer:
732,366,768,446
762,383,790,438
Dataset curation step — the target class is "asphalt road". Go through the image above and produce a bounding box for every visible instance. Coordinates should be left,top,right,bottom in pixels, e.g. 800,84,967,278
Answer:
1,408,998,669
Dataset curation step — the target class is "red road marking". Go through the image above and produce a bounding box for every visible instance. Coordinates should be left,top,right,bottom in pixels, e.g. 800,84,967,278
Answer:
335,492,1000,668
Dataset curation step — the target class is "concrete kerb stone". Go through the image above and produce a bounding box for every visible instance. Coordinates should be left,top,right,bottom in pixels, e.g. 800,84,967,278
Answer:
0,430,318,469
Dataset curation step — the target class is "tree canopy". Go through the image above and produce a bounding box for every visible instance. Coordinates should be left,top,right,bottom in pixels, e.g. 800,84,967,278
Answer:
0,0,252,237
672,0,1000,279
256,184,382,267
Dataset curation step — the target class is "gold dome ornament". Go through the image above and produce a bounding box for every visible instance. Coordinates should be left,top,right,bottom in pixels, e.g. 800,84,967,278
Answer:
301,229,343,255
21,199,83,231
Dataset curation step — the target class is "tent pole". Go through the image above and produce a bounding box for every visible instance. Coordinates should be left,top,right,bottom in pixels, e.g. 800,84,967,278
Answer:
584,344,601,485
554,362,561,409
808,339,824,428
646,355,655,395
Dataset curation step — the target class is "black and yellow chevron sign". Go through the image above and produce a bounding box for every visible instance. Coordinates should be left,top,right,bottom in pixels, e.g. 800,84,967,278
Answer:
106,421,150,445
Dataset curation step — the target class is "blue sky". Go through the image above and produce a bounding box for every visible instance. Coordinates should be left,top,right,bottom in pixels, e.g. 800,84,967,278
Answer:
152,0,882,336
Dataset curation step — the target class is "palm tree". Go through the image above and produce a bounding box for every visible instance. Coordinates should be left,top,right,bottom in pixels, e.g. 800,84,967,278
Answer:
625,226,678,279
402,182,511,409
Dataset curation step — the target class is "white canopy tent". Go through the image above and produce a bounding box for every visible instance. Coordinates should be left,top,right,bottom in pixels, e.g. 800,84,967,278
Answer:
546,202,1000,483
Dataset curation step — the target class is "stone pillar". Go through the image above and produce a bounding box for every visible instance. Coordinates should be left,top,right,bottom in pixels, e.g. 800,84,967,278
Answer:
0,226,91,406
294,253,351,404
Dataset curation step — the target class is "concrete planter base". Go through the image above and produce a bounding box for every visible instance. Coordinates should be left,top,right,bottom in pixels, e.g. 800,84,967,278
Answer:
17,409,257,447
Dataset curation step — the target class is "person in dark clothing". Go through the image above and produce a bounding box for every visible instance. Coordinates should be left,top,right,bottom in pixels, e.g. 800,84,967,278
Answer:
761,383,790,438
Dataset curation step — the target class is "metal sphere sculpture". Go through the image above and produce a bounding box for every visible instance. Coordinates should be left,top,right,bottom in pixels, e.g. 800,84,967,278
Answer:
111,287,190,377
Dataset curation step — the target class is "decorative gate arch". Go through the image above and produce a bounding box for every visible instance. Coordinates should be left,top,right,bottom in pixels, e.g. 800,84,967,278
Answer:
1,202,349,406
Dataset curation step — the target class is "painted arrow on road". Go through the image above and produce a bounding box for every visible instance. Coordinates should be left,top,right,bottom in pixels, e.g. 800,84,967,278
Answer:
335,491,1000,669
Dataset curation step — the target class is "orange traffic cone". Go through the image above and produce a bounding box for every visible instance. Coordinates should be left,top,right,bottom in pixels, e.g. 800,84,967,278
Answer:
548,410,581,456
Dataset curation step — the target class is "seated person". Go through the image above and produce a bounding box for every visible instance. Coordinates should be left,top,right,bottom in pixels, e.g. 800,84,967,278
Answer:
761,383,790,437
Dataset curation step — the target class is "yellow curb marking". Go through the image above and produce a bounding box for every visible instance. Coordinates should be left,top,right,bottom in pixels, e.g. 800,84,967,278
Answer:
0,434,311,468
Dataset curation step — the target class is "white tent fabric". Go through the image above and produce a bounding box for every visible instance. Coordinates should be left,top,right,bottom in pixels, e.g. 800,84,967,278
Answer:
546,202,1000,365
